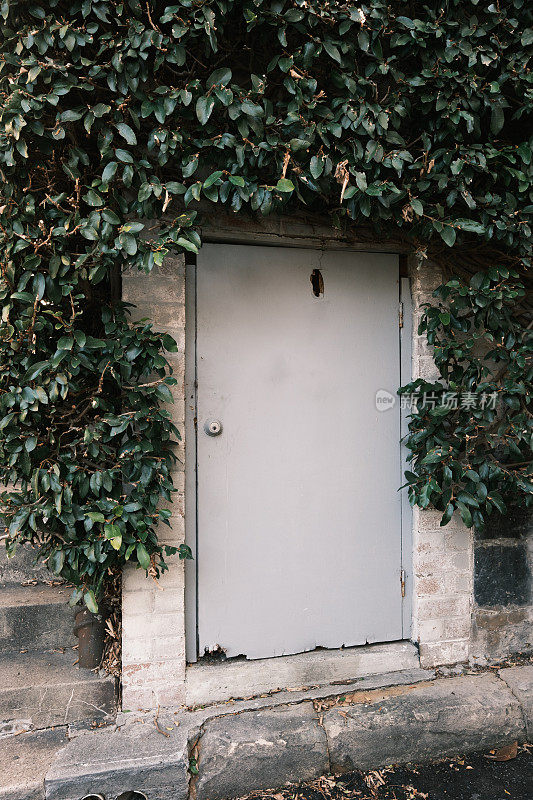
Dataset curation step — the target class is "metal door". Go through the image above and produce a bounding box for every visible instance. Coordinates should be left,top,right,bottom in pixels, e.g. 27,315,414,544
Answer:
194,244,403,659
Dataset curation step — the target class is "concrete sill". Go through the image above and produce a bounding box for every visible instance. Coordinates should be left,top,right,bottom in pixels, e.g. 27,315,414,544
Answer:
185,640,419,707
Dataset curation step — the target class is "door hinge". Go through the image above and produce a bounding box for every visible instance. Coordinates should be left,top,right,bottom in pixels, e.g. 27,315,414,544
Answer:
400,569,406,598
398,301,404,329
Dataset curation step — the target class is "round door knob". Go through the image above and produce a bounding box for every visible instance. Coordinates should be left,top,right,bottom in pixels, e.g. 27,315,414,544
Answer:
204,419,222,436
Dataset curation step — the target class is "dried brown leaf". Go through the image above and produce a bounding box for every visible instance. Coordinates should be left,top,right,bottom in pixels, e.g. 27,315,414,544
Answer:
485,740,518,761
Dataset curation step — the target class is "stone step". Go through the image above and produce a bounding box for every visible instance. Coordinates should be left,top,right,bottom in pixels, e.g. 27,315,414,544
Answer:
0,542,52,586
1,649,116,732
44,667,532,800
0,727,68,800
0,585,75,654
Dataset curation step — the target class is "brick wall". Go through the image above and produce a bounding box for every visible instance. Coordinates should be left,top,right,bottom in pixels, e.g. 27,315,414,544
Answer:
121,255,187,710
409,255,474,668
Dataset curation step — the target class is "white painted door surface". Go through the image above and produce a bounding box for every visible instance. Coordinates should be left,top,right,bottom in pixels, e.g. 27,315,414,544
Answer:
196,244,402,659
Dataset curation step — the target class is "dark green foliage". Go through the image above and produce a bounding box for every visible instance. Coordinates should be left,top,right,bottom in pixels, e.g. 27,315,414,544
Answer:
401,268,531,529
0,1,531,604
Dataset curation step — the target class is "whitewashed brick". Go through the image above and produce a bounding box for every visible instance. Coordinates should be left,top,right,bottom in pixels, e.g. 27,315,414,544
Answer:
170,470,185,493
122,635,154,663
418,594,471,621
122,590,154,616
415,529,447,554
450,551,471,571
445,571,472,594
122,253,187,712
122,563,152,592
157,515,185,546
121,685,156,712
410,257,474,669
415,554,448,578
417,619,445,643
130,302,185,331
416,576,442,596
121,275,185,304
444,617,472,639
420,639,470,668
417,509,465,532
444,529,471,552
153,588,185,614
416,355,441,382
158,492,184,515
153,635,186,660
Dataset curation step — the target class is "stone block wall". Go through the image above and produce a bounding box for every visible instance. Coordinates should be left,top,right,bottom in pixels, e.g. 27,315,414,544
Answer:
471,507,533,661
121,255,187,710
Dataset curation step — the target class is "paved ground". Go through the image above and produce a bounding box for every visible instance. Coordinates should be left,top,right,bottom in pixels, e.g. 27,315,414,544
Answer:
242,745,533,800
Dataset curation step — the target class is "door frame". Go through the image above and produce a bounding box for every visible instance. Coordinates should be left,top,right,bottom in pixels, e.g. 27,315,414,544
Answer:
184,238,413,663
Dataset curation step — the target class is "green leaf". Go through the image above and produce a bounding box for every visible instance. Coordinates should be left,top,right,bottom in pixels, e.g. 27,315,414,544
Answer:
490,103,505,135
119,233,137,255
33,386,48,404
121,222,145,234
204,171,224,188
87,512,105,522
440,503,455,526
355,172,367,191
455,219,485,235
489,493,506,514
33,273,45,299
275,178,295,193
196,95,215,124
410,199,423,216
396,16,415,28
310,156,324,179
521,29,533,47
358,30,369,51
57,336,74,350
49,550,65,575
182,157,198,178
84,590,98,614
26,361,48,381
323,41,341,63
166,181,186,194
440,226,456,247
25,436,37,452
102,161,118,183
83,189,104,207
176,237,199,253
115,149,134,163
103,209,121,224
421,449,444,464
124,502,143,513
207,67,232,87
136,543,151,570
456,501,473,527
92,103,111,117
115,123,137,144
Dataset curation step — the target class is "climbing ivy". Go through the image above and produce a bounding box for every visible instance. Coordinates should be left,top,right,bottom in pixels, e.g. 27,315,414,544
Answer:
0,1,531,605
401,267,531,529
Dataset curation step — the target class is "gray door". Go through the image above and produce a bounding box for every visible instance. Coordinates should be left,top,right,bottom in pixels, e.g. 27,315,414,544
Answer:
195,244,402,660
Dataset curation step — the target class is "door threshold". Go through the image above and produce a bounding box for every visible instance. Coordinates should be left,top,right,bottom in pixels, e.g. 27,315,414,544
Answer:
185,640,419,707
